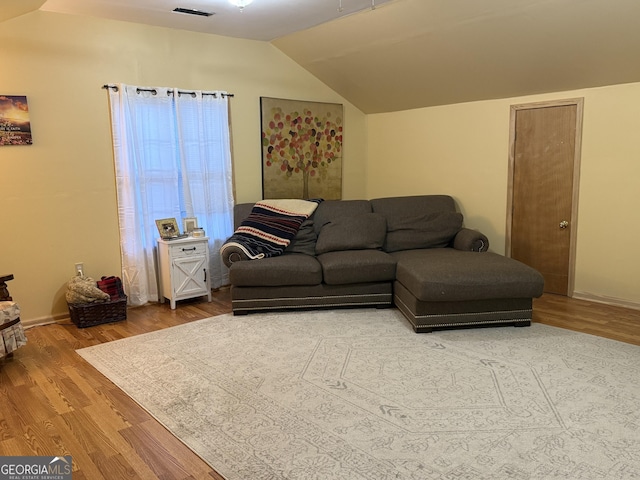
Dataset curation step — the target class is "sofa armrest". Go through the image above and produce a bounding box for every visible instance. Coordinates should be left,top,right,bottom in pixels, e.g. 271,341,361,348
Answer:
220,244,250,268
452,228,489,252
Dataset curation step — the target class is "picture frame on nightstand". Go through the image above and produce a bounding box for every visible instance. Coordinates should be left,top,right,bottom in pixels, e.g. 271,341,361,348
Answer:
155,218,180,239
183,217,198,234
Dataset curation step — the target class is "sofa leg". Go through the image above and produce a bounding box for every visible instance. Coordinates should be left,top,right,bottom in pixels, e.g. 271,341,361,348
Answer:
413,325,433,333
514,320,531,327
233,310,248,316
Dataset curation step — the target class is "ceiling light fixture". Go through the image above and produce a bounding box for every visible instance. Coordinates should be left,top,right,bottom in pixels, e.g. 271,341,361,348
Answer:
338,0,376,13
229,0,253,11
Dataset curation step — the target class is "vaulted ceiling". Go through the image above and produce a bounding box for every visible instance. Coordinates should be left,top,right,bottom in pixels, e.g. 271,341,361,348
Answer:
6,0,640,113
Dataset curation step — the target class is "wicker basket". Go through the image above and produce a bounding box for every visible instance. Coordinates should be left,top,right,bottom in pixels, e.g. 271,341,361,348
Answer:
68,296,127,328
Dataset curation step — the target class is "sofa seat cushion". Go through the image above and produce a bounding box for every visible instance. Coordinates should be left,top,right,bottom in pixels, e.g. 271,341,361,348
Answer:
229,253,322,287
315,213,386,254
317,250,397,285
392,249,544,301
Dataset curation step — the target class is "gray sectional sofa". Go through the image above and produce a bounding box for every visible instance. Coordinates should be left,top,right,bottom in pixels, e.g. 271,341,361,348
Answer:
222,195,544,332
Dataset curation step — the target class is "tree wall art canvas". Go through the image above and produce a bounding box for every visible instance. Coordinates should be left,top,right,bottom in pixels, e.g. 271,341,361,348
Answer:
0,95,32,146
261,97,343,200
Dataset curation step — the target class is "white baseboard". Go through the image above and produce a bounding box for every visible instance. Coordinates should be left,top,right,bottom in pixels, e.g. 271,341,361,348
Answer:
571,291,640,312
22,313,69,329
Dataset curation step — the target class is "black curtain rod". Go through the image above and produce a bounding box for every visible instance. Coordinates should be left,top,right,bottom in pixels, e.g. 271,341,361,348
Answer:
102,84,234,98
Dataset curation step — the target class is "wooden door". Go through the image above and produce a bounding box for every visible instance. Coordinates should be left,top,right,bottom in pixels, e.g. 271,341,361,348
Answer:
507,99,583,296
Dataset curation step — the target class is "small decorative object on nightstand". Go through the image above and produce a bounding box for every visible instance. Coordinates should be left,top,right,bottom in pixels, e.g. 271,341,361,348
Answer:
191,227,205,238
157,236,212,309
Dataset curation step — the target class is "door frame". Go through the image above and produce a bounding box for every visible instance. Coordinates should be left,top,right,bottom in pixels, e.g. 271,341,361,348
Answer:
505,98,584,296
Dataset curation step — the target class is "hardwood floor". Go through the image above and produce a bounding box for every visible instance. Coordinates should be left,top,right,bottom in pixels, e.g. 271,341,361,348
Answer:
1,289,233,480
1,290,639,479
533,293,640,345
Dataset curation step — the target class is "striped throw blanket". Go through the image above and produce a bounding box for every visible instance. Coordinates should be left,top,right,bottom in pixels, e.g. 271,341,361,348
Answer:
220,199,322,261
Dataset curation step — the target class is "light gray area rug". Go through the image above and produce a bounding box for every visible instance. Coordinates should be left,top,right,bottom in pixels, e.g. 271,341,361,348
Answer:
77,309,640,480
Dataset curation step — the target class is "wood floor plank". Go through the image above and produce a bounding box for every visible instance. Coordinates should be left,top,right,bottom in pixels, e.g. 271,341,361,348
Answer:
86,451,140,480
2,288,639,479
59,408,120,458
534,294,640,345
0,437,25,456
44,416,106,480
1,354,28,388
82,405,158,475
118,420,201,480
139,419,217,480
19,358,76,416
7,383,58,424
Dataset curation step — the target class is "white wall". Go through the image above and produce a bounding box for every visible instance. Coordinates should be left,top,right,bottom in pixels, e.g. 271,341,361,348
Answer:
367,84,640,307
0,11,368,323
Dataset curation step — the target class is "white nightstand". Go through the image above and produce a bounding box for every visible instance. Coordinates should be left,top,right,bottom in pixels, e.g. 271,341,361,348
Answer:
157,236,212,309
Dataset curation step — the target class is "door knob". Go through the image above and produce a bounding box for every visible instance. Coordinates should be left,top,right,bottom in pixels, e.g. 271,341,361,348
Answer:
559,220,569,229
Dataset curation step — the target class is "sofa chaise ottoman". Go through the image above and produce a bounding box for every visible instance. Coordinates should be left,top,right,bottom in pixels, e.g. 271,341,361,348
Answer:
369,195,544,332
392,249,543,332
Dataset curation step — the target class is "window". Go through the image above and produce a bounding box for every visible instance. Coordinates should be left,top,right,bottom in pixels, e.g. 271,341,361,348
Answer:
107,84,234,305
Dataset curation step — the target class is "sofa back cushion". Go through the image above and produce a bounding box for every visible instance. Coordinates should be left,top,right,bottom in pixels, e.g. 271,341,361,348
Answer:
371,195,463,252
312,200,373,234
233,203,254,230
235,202,319,256
284,218,317,256
315,213,387,254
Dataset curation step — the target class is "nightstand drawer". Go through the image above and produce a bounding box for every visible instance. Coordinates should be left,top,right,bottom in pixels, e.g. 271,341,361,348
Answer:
170,242,207,258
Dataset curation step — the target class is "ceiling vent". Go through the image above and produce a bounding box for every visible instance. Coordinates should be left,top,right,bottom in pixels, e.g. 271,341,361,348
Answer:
173,7,214,17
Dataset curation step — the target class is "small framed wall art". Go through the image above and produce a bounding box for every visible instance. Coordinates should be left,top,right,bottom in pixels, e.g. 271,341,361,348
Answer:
0,95,33,146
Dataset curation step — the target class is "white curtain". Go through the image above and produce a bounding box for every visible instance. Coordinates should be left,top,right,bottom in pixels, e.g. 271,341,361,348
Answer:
107,84,234,306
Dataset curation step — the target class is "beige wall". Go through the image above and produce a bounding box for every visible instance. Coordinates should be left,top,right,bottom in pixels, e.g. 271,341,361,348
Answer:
0,11,368,324
367,84,640,307
3,10,637,322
